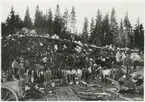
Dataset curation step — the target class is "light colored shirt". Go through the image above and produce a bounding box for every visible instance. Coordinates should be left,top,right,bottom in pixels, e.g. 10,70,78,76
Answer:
88,67,92,73
19,63,25,69
12,61,19,69
43,57,48,63
77,69,82,75
39,71,44,77
71,70,77,75
102,69,111,77
66,70,71,74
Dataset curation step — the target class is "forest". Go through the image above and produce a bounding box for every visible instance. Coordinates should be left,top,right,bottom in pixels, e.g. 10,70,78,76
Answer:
1,4,144,50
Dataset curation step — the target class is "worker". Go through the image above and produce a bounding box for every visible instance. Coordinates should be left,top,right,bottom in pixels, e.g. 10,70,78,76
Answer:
12,59,19,76
45,68,52,85
77,68,82,83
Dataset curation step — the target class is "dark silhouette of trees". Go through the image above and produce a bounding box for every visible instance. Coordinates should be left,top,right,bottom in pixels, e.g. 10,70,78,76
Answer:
24,6,33,29
1,5,144,50
82,17,89,43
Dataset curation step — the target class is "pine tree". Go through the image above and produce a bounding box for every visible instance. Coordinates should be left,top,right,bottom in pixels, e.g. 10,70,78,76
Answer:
15,14,23,30
139,24,144,50
124,12,131,28
102,13,110,45
89,17,95,44
2,22,8,37
93,9,102,46
24,6,33,29
82,17,89,43
6,6,16,34
6,6,23,34
48,8,53,34
70,6,77,34
53,4,62,35
123,12,132,47
110,7,118,46
134,18,140,48
42,13,48,33
34,5,43,31
117,19,125,47
134,18,144,50
62,8,69,32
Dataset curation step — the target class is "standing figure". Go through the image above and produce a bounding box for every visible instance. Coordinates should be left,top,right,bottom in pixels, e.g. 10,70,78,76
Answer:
92,64,97,79
57,68,63,84
66,69,71,84
88,64,92,79
19,60,25,76
71,68,77,84
45,68,52,85
39,69,45,86
77,68,82,83
31,68,38,83
12,59,19,75
27,67,32,83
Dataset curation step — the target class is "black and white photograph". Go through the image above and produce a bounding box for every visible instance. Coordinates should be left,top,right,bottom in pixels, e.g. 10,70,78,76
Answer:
1,0,144,101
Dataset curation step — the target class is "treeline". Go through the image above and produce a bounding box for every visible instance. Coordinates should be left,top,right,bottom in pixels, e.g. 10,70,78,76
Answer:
2,5,77,37
1,5,144,50
82,8,144,50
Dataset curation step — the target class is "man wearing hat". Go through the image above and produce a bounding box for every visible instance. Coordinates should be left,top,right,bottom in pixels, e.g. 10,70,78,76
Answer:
45,68,52,85
92,63,97,80
124,51,132,79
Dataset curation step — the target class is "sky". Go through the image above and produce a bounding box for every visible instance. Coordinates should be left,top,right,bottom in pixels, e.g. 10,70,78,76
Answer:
0,0,144,33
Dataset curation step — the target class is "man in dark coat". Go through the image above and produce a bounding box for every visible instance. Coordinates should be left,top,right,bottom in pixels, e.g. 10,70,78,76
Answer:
57,68,63,83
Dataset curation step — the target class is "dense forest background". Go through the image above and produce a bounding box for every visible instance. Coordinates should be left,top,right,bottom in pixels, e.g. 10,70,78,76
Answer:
1,4,144,50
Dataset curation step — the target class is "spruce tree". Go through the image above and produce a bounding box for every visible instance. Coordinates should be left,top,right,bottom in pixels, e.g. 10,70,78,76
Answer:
110,7,118,46
62,8,69,32
6,6,16,34
117,19,125,47
15,14,23,30
48,8,53,34
24,6,33,29
94,9,102,46
53,4,62,35
6,6,23,34
70,6,77,34
89,17,95,44
102,13,110,46
134,18,144,50
123,12,132,47
34,5,43,31
82,17,89,43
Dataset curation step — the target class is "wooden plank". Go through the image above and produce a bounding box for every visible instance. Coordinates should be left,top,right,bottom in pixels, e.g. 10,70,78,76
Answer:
77,92,111,96
56,87,81,101
106,88,134,101
80,81,88,86
88,84,102,88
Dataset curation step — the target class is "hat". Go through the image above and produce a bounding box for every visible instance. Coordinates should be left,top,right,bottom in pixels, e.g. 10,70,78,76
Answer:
93,64,97,67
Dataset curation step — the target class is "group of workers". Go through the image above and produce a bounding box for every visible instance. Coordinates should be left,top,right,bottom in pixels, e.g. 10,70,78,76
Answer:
2,47,143,88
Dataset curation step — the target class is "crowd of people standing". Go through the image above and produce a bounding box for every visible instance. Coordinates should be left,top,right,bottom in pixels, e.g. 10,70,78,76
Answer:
2,46,143,88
